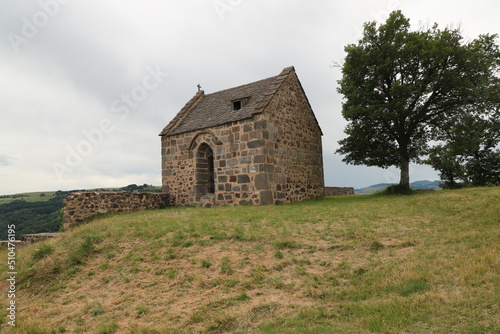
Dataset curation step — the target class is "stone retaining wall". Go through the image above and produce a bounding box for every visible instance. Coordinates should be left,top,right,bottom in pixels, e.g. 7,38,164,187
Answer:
324,187,355,196
0,240,22,249
20,233,59,244
63,192,173,230
0,233,60,249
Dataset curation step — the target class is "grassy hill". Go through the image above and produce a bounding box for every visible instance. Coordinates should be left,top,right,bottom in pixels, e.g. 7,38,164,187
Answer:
1,187,498,333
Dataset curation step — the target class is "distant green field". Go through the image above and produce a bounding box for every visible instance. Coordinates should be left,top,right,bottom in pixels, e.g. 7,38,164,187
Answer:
0,192,57,204
0,185,162,205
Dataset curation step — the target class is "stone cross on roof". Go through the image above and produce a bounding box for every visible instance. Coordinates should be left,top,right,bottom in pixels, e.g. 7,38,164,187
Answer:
197,84,201,91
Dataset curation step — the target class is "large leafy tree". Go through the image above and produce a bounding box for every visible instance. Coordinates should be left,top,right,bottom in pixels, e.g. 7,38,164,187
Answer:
336,10,499,188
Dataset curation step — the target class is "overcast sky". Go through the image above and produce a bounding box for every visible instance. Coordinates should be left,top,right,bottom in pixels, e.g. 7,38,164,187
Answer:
0,0,498,194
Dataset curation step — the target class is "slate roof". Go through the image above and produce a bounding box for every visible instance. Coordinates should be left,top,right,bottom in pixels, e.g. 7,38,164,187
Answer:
159,66,320,136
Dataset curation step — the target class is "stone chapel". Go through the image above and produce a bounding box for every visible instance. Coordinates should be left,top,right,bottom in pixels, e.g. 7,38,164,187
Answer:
159,66,324,207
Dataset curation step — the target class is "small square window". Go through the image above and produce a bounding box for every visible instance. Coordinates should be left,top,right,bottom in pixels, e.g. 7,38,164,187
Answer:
232,100,242,111
232,97,250,111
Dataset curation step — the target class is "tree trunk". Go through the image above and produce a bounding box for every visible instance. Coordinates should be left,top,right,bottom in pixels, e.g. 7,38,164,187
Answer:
399,157,410,188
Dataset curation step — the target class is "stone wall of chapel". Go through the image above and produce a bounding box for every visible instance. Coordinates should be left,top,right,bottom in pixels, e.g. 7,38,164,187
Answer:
161,73,324,207
262,72,325,203
161,116,274,207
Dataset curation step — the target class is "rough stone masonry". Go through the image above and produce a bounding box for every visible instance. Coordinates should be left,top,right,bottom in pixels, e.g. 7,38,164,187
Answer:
62,192,173,230
159,66,325,207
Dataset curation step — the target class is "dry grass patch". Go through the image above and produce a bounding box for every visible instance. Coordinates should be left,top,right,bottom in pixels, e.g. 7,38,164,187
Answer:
1,187,498,333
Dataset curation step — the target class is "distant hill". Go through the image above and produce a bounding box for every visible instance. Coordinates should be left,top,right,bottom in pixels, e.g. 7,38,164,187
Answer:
0,184,161,205
355,180,442,194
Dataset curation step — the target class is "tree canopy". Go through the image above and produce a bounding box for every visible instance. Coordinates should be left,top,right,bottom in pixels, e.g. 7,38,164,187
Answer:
336,10,500,188
425,107,499,188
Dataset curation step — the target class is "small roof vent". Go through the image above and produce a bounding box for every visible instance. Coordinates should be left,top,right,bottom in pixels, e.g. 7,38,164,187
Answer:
232,97,250,111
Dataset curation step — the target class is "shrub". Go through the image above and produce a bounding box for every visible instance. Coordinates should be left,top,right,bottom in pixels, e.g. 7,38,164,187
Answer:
274,240,299,249
96,322,119,334
32,244,54,262
87,302,104,317
236,292,251,301
383,184,415,195
201,260,212,268
68,236,98,266
220,257,233,274
136,305,150,318
182,240,194,247
397,279,430,297
370,241,385,251
205,313,238,333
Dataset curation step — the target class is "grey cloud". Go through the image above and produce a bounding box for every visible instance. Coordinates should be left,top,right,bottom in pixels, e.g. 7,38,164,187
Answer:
3,0,498,194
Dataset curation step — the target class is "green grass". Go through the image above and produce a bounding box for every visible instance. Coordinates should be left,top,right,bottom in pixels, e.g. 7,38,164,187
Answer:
201,259,212,268
0,187,498,333
31,243,55,262
96,322,119,334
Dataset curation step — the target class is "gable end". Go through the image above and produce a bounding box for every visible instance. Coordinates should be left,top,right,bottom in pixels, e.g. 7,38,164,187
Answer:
259,67,323,135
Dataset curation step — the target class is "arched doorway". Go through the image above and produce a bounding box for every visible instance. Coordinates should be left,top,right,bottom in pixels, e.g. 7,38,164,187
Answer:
195,143,215,197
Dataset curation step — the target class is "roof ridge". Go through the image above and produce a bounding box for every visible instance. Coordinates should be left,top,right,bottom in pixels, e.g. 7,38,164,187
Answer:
252,66,295,115
160,66,297,137
203,75,278,97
